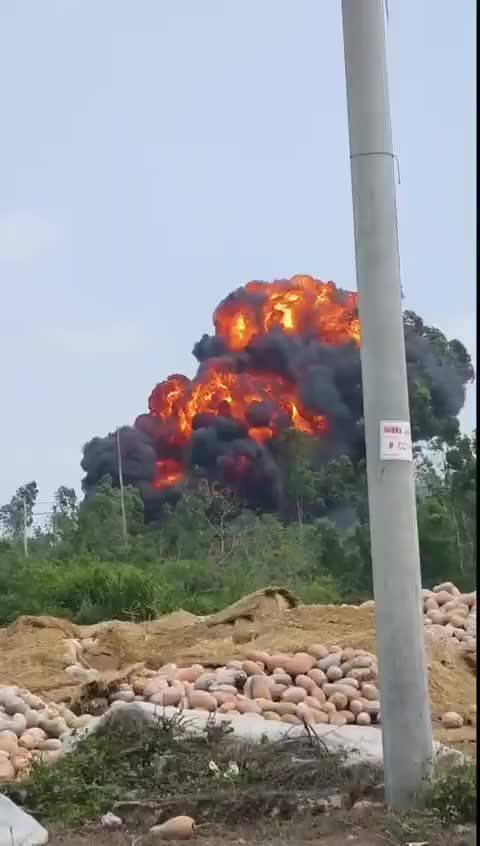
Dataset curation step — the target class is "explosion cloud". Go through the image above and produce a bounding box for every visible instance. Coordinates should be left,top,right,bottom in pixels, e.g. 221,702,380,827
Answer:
81,275,473,516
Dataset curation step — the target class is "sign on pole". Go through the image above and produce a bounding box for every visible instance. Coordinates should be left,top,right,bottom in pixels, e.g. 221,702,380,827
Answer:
380,420,413,462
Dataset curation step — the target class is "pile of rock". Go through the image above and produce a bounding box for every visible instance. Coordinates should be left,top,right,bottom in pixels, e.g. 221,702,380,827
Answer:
359,581,476,652
0,582,475,785
1,645,383,783
421,582,476,660
0,688,94,783
359,581,476,659
109,644,382,731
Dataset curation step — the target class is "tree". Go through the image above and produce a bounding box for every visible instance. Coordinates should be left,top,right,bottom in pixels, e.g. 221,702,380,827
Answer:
288,437,317,528
404,311,474,444
159,480,243,562
0,481,38,541
77,476,144,559
51,486,78,544
275,430,319,525
314,456,368,525
415,434,476,590
54,485,78,520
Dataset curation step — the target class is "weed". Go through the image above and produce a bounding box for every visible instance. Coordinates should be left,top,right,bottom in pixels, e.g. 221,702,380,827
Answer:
423,757,476,823
5,712,379,829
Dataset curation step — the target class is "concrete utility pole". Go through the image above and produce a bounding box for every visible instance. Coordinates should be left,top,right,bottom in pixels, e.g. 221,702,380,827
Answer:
116,428,129,552
22,496,28,559
341,0,433,808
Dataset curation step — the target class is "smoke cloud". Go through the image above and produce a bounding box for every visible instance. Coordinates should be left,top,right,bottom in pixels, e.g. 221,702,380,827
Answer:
81,276,473,517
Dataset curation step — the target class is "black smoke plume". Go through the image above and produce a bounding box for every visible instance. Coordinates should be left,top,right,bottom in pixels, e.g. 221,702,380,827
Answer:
81,278,474,518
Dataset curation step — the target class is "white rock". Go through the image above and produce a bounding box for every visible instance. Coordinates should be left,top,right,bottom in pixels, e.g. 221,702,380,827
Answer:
433,582,459,596
441,711,464,729
64,666,99,684
352,799,383,813
101,812,122,829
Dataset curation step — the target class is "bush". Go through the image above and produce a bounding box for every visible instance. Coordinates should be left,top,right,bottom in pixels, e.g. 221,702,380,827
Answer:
0,547,344,626
296,577,341,605
0,557,162,625
11,712,349,827
423,758,476,823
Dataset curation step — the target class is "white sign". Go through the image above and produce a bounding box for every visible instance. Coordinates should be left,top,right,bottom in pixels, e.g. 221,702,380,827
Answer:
380,420,413,461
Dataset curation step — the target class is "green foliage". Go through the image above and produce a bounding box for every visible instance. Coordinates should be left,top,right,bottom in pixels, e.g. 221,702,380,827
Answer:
275,433,368,527
51,485,78,544
16,741,116,826
0,432,475,625
0,548,341,626
76,476,144,559
423,758,476,823
0,556,157,624
12,714,198,824
415,434,476,591
404,311,474,443
296,577,342,605
276,430,319,522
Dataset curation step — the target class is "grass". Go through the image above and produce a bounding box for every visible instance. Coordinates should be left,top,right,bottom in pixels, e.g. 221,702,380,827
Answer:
0,555,342,626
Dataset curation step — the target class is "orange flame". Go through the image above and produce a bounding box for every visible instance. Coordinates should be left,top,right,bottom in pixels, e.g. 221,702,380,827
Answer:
149,368,327,445
214,275,360,350
152,458,184,490
147,276,358,490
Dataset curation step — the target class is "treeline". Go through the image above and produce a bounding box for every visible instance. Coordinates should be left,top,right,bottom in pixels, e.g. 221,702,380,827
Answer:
0,432,475,627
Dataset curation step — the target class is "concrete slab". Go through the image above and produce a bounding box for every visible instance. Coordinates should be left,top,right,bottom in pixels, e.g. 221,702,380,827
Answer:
63,701,463,768
94,701,385,764
0,795,48,846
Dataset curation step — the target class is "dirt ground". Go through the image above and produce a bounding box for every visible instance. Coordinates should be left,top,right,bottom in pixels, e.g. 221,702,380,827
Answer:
49,812,477,846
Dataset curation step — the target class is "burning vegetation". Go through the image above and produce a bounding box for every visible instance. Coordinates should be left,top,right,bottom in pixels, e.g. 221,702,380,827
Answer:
81,275,473,517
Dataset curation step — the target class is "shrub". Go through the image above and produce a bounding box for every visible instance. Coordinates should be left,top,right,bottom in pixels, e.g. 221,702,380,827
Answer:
0,557,162,625
11,713,349,827
296,577,342,605
423,758,476,822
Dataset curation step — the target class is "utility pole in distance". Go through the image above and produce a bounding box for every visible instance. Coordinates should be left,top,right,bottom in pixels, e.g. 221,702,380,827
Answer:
116,428,129,552
23,496,28,559
341,0,433,808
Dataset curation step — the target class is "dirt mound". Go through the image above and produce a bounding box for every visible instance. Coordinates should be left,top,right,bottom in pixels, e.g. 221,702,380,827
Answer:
0,609,199,698
0,615,81,699
425,633,477,718
0,588,475,725
205,587,297,627
73,596,374,677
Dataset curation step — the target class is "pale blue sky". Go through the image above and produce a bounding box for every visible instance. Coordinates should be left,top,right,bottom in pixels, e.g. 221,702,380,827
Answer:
0,0,476,505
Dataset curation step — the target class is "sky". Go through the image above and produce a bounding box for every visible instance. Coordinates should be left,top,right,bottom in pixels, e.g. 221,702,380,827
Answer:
0,0,476,507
